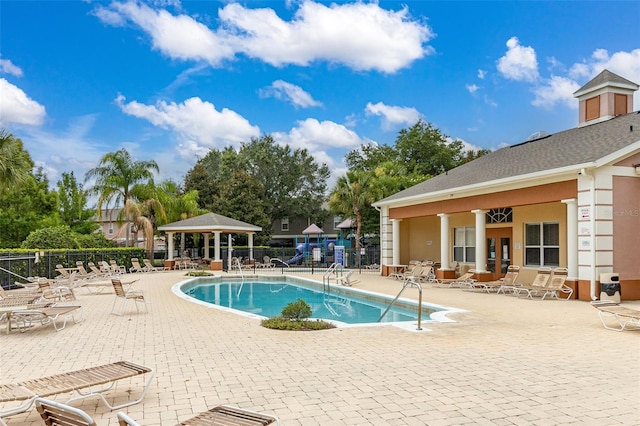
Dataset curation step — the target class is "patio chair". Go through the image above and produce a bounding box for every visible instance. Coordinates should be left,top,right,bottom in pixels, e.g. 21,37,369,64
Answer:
335,270,360,287
110,260,127,274
510,268,552,298
144,258,169,271
261,256,276,269
111,279,147,315
88,262,111,278
430,270,477,288
468,265,520,293
390,264,418,281
35,397,97,426
539,268,572,300
591,302,640,331
117,411,141,426
75,261,99,280
177,405,281,426
129,258,146,273
10,305,83,333
0,361,155,424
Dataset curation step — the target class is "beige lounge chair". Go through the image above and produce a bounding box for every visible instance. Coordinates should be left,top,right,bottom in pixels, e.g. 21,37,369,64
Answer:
111,279,147,315
430,270,476,288
110,260,127,274
511,268,553,298
468,265,520,293
391,264,421,281
129,258,145,273
591,302,640,331
144,259,169,272
11,305,83,333
35,397,97,426
177,405,281,426
0,361,154,425
539,268,572,300
75,262,98,280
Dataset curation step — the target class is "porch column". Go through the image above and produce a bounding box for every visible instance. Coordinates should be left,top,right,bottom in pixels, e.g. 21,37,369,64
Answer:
203,233,210,259
472,209,488,273
167,232,175,260
214,231,221,261
562,198,578,280
380,206,392,269
391,219,402,265
248,232,254,260
437,213,451,270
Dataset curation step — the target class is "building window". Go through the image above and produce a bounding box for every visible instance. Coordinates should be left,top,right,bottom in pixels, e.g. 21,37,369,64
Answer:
524,222,560,267
486,208,512,224
453,227,475,263
281,218,289,232
108,224,114,235
333,216,342,230
585,96,600,121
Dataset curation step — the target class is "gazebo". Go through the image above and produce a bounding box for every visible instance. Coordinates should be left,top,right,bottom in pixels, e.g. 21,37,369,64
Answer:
158,213,262,270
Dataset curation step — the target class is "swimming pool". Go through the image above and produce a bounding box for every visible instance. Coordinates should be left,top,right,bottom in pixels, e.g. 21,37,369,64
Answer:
173,275,461,329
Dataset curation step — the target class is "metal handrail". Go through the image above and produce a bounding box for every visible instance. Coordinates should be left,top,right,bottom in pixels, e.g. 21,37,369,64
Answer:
323,263,342,292
378,279,423,331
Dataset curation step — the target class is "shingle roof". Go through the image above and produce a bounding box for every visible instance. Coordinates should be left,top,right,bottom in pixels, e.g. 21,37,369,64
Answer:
574,69,639,96
377,111,640,204
158,212,262,232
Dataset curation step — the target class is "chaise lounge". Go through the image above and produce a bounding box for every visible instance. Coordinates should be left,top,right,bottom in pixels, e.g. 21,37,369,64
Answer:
591,302,640,331
0,361,154,425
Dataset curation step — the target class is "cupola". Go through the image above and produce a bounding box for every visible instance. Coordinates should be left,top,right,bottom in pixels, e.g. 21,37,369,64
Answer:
573,69,638,127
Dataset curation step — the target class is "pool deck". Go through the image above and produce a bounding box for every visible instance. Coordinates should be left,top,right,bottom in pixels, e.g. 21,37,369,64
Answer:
2,269,639,425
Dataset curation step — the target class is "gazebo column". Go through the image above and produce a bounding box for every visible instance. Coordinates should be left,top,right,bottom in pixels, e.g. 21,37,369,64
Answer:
248,232,254,261
391,219,401,265
203,233,210,259
167,232,175,260
214,231,221,261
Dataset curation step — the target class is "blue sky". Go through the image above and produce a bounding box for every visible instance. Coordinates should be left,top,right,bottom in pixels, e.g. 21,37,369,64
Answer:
1,1,639,190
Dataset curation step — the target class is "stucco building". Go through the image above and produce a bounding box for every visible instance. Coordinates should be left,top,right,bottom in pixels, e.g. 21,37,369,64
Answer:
373,70,640,301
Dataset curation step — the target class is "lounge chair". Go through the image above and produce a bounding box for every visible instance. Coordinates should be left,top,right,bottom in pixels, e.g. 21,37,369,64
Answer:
391,264,421,281
335,270,360,287
10,305,83,333
177,405,281,426
117,412,141,426
468,265,520,293
35,397,97,426
88,262,111,278
144,259,169,272
430,270,476,288
75,262,98,280
0,361,154,425
591,302,640,331
129,258,145,273
510,268,553,298
110,260,127,274
111,279,147,315
539,268,572,300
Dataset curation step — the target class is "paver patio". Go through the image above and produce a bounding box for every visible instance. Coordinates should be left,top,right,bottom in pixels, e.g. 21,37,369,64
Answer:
1,269,638,425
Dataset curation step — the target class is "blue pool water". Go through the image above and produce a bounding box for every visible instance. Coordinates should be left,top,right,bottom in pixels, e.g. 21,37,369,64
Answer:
180,278,437,325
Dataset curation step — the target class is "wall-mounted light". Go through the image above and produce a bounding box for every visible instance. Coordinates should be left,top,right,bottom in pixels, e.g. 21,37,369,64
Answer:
634,163,640,175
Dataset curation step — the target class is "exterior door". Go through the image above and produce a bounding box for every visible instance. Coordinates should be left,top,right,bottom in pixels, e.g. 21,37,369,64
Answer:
487,227,512,281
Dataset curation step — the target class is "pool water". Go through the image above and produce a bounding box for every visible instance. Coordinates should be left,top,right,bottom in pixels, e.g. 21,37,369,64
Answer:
182,279,436,325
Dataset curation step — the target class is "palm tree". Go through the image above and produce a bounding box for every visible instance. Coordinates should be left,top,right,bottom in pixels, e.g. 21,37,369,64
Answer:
85,149,159,246
329,170,375,266
0,130,32,192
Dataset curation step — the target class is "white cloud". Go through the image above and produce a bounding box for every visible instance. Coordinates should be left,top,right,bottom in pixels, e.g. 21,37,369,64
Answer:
0,58,23,77
466,84,479,94
96,1,433,73
273,118,368,151
259,80,322,108
115,95,260,157
0,79,46,126
497,36,539,82
477,69,486,79
365,101,421,129
532,76,581,109
483,95,497,107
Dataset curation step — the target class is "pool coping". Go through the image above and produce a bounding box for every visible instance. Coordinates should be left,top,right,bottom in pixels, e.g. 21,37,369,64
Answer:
171,273,467,332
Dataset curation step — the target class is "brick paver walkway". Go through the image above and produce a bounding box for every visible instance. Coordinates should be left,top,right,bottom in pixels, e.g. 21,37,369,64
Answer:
1,270,638,425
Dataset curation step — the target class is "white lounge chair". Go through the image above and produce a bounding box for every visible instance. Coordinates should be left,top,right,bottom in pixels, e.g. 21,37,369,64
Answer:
335,270,360,287
591,301,640,331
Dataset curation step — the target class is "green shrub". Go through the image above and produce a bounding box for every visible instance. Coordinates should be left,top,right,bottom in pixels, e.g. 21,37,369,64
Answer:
281,298,312,320
21,226,80,249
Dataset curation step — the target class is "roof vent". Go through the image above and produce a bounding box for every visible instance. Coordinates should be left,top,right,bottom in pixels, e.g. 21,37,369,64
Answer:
527,130,550,141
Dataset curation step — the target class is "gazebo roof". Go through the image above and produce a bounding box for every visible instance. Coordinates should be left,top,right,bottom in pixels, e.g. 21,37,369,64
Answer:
302,223,324,234
158,212,262,234
336,218,356,229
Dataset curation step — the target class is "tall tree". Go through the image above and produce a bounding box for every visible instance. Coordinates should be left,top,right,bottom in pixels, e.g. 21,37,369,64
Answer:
0,130,32,192
84,149,159,246
56,171,97,234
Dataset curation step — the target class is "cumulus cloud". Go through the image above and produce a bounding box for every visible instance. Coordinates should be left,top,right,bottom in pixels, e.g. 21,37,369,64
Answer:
0,79,46,126
497,36,539,82
95,0,433,73
0,58,23,77
532,76,581,109
365,101,421,129
259,80,322,108
115,94,260,157
273,118,368,151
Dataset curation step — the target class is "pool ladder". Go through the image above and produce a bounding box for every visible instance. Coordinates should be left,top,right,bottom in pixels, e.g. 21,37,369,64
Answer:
233,258,246,298
323,263,342,292
378,279,423,331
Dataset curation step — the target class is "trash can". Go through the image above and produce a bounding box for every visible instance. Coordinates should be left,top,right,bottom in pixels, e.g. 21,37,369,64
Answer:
599,272,621,303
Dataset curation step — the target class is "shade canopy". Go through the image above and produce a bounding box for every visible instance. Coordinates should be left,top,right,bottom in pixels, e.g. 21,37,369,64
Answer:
336,218,356,229
302,223,324,235
158,212,262,234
